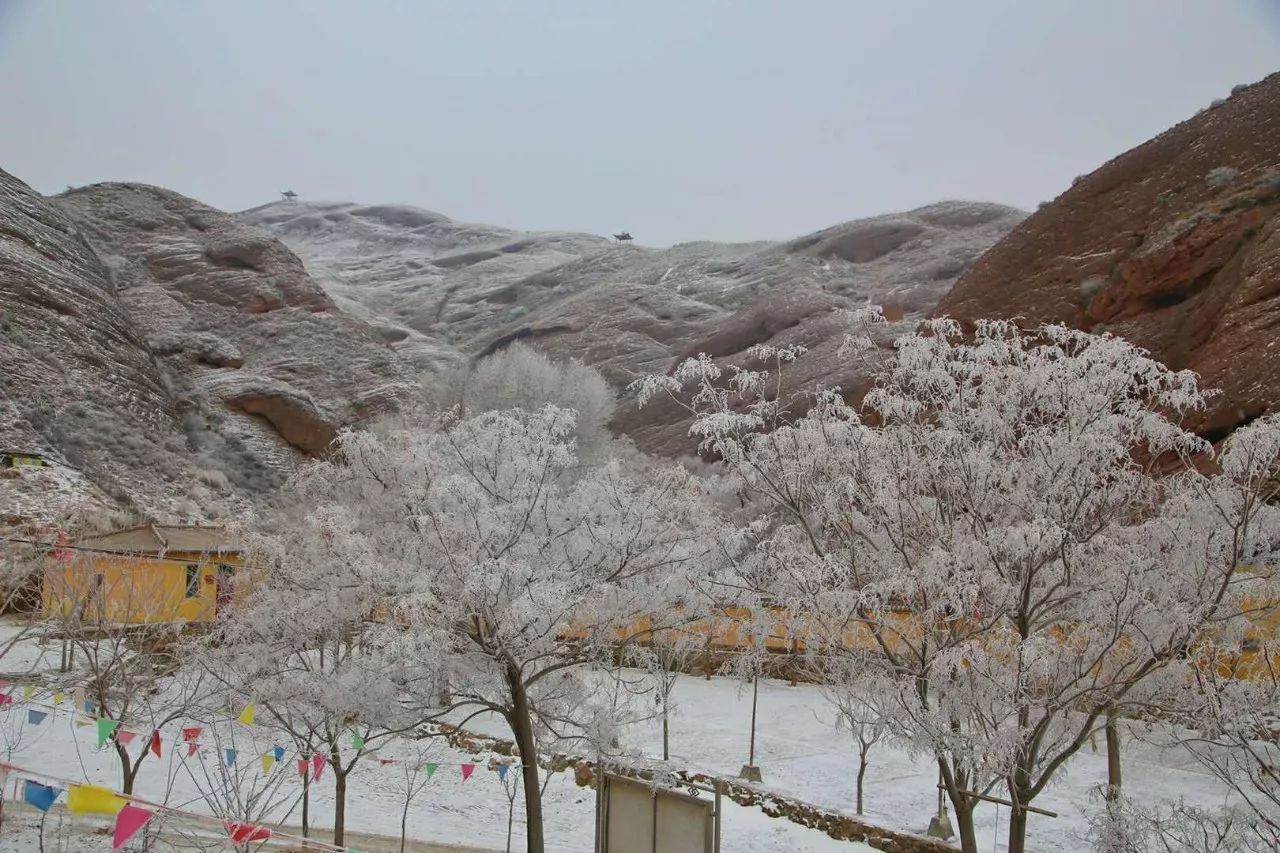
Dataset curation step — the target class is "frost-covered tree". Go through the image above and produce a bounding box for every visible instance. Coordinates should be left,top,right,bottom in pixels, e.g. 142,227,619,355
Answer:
635,314,1280,853
624,626,705,762
817,656,892,816
423,342,617,456
210,504,448,848
277,405,712,853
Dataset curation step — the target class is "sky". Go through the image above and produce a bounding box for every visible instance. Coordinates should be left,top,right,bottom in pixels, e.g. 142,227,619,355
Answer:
2,1,1278,246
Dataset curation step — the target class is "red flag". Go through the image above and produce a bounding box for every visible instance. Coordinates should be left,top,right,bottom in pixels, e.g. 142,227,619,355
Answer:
181,726,202,743
297,758,310,779
461,763,476,781
149,730,162,758
116,730,137,746
378,757,396,765
186,742,199,758
113,804,153,851
0,693,12,707
312,753,327,781
227,822,271,844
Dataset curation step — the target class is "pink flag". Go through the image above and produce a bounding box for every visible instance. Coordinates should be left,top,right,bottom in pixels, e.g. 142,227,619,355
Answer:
297,758,310,779
116,730,137,746
378,757,396,765
113,804,153,851
186,742,199,758
312,753,327,781
149,730,162,759
0,693,13,707
461,763,476,782
227,822,272,844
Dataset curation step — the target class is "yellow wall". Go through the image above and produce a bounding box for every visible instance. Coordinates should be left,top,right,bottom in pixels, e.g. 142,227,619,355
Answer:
42,552,244,625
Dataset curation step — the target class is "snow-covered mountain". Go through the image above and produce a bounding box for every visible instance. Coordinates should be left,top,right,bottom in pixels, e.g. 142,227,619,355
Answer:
242,199,1026,453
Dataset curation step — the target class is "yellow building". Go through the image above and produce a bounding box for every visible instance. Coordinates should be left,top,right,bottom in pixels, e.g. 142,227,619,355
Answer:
42,524,245,625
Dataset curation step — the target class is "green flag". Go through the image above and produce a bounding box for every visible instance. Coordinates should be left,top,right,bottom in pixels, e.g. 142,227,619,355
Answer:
352,731,365,750
424,763,438,779
97,718,119,748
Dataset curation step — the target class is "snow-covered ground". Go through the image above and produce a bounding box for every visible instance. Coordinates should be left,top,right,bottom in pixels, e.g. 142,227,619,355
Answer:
1,621,1234,853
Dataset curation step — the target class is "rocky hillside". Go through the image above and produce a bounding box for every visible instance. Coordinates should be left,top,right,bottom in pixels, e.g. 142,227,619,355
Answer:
0,170,415,527
245,200,1025,455
937,73,1280,441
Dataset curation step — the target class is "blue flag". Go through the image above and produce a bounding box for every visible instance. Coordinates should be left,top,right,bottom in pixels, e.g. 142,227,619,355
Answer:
497,765,509,782
26,709,47,725
273,745,286,762
224,748,236,766
23,781,57,812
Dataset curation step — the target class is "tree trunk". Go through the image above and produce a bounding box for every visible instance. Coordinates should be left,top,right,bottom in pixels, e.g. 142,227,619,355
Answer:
662,701,670,762
116,741,139,794
944,786,978,853
855,752,867,815
1007,806,1029,853
507,664,545,853
333,768,348,847
301,773,310,838
1105,718,1122,802
400,791,410,853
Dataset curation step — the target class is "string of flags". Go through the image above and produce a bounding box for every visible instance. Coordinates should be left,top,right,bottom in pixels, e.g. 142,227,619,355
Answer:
4,760,356,853
3,683,520,785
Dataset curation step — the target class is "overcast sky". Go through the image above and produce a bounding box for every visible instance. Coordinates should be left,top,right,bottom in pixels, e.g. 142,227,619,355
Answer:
2,1,1278,245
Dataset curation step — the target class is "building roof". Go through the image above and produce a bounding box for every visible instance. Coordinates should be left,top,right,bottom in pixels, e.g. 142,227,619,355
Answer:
77,524,241,556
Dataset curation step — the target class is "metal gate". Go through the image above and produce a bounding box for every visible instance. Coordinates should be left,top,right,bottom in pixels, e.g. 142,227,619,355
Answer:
595,772,721,853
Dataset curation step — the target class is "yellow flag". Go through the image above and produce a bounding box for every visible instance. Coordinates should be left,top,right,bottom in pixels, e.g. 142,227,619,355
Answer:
74,717,93,728
67,783,126,815
21,686,33,700
261,753,275,774
237,702,256,726
53,690,65,705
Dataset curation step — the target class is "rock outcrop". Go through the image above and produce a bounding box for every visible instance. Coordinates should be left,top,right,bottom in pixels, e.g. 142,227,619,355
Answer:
937,73,1280,441
247,199,1024,456
0,170,417,526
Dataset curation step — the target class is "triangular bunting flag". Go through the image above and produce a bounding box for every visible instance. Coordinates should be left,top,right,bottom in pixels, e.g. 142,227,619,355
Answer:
27,709,47,725
379,757,396,766
150,730,162,758
116,730,137,746
237,702,256,725
0,693,13,707
68,783,126,816
84,699,96,714
53,690,65,705
97,718,120,748
23,781,58,812
424,763,438,779
312,753,327,781
227,821,271,844
72,686,85,711
113,804,154,851
261,753,275,774
187,742,199,758
181,726,202,742
21,685,33,700
272,745,286,762
297,758,310,779
224,748,236,766
461,763,476,781
352,730,365,750
75,717,93,728
497,764,509,782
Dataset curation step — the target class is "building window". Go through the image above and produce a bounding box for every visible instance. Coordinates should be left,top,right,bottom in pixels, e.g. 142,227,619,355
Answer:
185,565,201,598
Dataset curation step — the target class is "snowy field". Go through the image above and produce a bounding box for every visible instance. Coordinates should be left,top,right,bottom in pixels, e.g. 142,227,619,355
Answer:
1,623,1234,852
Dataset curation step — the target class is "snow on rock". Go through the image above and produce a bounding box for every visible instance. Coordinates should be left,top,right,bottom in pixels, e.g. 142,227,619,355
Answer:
244,199,1025,456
